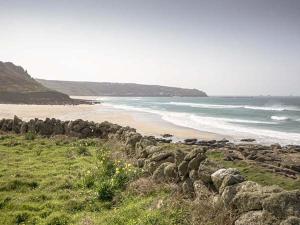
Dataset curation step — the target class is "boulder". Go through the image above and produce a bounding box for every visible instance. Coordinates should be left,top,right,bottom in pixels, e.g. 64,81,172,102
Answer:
153,163,169,182
184,148,206,161
20,122,28,134
193,180,212,200
240,138,256,142
235,211,279,225
198,159,220,185
184,138,197,145
280,217,300,225
211,168,244,192
263,190,300,219
150,151,174,163
222,181,283,213
188,153,206,170
182,178,194,197
12,115,22,133
178,161,189,180
164,163,178,181
174,149,186,165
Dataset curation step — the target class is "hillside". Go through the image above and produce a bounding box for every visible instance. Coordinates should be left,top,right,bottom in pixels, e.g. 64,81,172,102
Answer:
37,79,208,97
0,62,82,104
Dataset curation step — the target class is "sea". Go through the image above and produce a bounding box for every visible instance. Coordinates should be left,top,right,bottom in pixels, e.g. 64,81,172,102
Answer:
89,96,300,145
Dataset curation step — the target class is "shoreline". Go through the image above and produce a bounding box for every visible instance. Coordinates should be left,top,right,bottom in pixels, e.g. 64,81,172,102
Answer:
0,103,298,145
0,104,225,141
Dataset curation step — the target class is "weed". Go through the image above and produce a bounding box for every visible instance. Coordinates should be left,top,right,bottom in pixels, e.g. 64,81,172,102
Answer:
25,132,36,141
77,146,92,156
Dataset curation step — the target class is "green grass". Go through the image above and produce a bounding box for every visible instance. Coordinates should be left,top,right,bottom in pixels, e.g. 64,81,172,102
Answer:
207,151,300,190
0,134,188,225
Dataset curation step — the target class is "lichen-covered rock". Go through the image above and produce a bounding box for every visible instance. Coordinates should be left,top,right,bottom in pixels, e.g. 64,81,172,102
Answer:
219,172,245,194
182,178,194,197
150,151,174,163
222,181,283,213
184,147,206,161
235,211,279,225
12,115,22,133
153,163,169,182
189,170,199,181
193,180,212,200
164,163,178,181
198,159,220,185
280,217,300,225
263,190,300,219
188,153,206,170
137,158,145,168
211,168,244,192
178,161,189,180
174,149,186,165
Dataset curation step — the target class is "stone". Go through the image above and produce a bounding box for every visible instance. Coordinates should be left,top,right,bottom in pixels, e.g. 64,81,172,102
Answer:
164,163,178,181
12,115,22,133
153,163,169,182
162,134,173,138
222,181,283,213
137,158,145,168
20,122,28,134
184,138,197,145
178,161,189,180
188,153,206,170
193,180,211,200
151,152,173,162
280,217,300,225
211,168,243,192
263,190,300,219
174,149,186,165
184,148,206,161
182,178,194,197
219,172,245,194
189,170,199,181
240,138,256,142
198,159,220,185
235,211,279,225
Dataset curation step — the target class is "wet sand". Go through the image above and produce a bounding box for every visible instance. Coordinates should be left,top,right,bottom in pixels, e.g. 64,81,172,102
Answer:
0,104,224,140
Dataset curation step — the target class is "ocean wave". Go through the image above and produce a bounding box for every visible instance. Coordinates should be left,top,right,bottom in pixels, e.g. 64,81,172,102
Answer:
166,102,300,112
271,116,289,121
102,103,300,145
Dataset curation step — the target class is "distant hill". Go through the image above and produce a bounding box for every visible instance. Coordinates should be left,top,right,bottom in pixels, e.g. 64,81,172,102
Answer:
0,62,82,104
37,79,207,97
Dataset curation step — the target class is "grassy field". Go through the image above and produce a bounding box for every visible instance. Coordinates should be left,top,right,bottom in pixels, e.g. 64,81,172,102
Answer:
0,134,188,225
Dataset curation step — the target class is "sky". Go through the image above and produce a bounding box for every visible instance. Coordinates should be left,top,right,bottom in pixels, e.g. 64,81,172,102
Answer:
0,0,300,96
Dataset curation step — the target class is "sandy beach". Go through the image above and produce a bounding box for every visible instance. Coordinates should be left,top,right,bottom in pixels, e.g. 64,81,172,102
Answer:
0,104,223,140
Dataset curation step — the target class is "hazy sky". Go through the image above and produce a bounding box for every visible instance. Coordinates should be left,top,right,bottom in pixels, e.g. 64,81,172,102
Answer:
1,0,300,96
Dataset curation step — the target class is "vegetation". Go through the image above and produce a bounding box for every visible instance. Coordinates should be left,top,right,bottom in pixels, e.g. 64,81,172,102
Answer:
207,151,300,190
0,134,188,225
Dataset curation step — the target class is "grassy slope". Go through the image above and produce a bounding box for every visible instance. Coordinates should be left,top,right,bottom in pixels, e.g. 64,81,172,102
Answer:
0,135,187,225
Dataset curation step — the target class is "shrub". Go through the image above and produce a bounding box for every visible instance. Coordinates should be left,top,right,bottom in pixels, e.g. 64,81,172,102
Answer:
15,212,30,224
82,172,95,188
97,181,115,201
77,146,91,156
25,132,36,140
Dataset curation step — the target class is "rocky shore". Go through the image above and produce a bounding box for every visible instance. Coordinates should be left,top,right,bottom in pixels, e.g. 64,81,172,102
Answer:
1,116,299,225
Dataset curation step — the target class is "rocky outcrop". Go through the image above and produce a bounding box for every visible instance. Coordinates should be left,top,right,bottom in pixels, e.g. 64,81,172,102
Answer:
1,116,299,225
